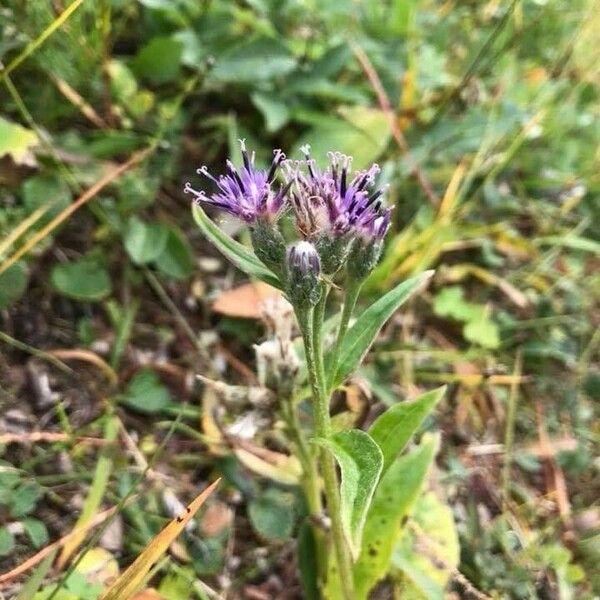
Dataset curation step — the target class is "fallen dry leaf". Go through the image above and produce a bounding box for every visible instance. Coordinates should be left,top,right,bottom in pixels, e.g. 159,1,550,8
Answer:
212,282,281,319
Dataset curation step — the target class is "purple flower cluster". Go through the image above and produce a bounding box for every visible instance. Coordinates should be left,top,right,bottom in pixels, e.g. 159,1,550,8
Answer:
185,140,391,243
286,145,391,241
184,140,288,224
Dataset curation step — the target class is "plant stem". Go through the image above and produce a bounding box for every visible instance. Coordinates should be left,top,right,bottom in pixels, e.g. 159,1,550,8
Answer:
281,393,326,576
328,279,362,390
297,302,354,600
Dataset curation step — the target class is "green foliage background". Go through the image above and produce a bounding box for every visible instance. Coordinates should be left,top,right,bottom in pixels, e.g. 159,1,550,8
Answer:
0,0,598,598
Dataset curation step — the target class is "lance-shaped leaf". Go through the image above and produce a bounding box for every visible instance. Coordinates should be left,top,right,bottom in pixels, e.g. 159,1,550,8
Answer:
369,386,445,474
100,479,220,600
192,204,281,288
329,271,434,389
314,430,383,559
354,433,440,599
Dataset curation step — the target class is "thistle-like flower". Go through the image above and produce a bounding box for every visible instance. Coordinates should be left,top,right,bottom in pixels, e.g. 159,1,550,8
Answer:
285,241,322,308
184,140,288,224
286,145,392,241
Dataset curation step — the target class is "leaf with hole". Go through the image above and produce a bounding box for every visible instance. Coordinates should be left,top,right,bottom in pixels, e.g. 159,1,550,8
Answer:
369,387,445,474
329,271,434,389
192,204,281,288
315,429,383,558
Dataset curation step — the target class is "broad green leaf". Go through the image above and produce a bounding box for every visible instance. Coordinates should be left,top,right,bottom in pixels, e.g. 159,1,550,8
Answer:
121,369,172,414
23,175,71,223
0,262,28,309
463,310,500,349
369,387,445,474
292,106,391,170
133,36,183,85
354,433,440,599
0,117,37,164
23,518,49,548
212,38,296,83
124,217,169,264
155,226,194,279
9,481,42,517
392,491,459,600
432,286,478,321
192,204,281,288
0,527,14,556
51,258,112,301
330,271,434,388
251,92,290,133
315,430,383,558
248,487,296,542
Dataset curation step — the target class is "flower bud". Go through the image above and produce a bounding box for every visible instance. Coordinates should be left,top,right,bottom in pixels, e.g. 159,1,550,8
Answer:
250,218,287,275
285,241,322,308
315,233,351,275
346,238,383,281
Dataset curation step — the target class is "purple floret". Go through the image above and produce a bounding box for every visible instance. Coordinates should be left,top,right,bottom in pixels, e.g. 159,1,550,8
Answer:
185,140,288,223
285,145,392,241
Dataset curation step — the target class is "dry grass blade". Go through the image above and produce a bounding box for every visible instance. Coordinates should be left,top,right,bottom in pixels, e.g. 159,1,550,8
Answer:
0,202,51,258
0,147,150,275
350,40,440,206
99,479,221,600
1,0,85,78
47,349,118,385
0,499,136,587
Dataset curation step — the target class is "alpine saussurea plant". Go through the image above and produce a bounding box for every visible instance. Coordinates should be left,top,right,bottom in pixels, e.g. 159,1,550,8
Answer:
186,141,446,599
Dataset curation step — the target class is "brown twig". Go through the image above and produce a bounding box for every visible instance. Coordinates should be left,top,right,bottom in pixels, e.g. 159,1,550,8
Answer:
350,41,440,206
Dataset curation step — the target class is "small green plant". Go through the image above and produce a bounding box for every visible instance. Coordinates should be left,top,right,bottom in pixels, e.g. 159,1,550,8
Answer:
186,142,446,598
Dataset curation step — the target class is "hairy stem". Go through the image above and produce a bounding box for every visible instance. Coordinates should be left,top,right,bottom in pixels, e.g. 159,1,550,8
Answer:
281,394,325,576
297,302,354,600
328,279,362,390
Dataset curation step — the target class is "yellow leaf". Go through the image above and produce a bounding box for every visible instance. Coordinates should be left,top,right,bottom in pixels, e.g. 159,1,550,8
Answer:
99,480,220,600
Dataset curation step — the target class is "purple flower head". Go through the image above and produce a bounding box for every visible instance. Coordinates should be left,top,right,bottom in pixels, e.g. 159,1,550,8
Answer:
284,145,392,241
185,140,289,224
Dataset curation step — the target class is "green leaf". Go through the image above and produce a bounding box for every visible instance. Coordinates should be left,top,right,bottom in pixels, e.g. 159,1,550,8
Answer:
0,527,14,557
292,106,391,170
192,204,281,288
432,286,478,321
251,92,290,133
121,369,172,414
330,271,434,388
155,226,194,279
212,37,296,83
124,217,169,265
297,522,319,600
248,487,296,542
354,434,440,600
392,492,459,600
51,258,112,301
463,310,500,349
0,117,37,164
22,175,71,222
23,518,49,548
0,262,29,309
369,387,445,475
314,430,383,558
133,36,183,84
9,481,43,517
